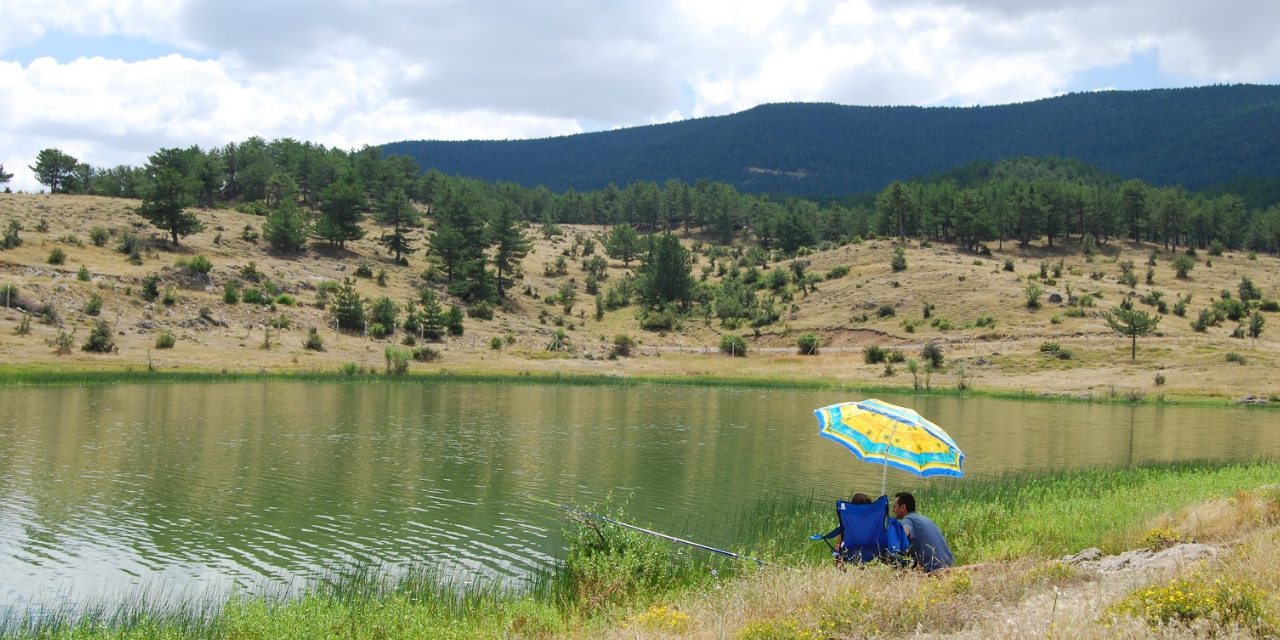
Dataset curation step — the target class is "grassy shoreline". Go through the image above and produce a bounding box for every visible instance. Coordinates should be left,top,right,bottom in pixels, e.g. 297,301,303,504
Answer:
5,460,1277,639
0,364,1274,409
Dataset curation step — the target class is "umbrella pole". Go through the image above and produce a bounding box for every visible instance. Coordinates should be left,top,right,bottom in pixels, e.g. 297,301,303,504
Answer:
881,422,900,497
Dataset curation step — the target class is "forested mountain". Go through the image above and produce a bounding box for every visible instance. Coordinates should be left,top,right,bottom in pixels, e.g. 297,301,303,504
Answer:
383,84,1280,196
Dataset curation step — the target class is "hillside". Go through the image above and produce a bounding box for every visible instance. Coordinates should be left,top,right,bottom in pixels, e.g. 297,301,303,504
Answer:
383,84,1280,196
1,192,1278,401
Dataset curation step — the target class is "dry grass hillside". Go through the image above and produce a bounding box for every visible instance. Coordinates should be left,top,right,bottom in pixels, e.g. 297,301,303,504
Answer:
1,193,1277,401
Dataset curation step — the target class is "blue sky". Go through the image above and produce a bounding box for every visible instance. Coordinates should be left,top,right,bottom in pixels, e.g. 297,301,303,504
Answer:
3,0,1278,191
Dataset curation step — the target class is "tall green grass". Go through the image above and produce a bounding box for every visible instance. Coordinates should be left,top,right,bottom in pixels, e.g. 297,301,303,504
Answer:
733,459,1280,567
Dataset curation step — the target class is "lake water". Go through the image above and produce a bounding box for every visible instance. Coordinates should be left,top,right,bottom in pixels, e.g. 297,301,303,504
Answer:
0,382,1275,611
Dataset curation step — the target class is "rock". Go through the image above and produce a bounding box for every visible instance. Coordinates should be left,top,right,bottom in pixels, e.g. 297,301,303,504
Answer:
1062,548,1103,564
1048,293,1063,303
1237,395,1267,404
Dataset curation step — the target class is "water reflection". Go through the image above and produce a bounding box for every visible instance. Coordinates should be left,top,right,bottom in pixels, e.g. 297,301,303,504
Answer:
0,383,1273,611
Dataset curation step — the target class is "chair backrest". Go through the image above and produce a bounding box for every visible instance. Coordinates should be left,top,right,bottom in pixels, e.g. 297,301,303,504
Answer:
836,495,907,562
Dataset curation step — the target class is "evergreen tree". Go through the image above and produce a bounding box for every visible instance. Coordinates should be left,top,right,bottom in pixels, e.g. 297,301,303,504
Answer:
488,200,530,298
262,197,311,252
375,187,421,263
136,166,204,246
605,223,641,267
418,289,445,340
636,233,694,309
1103,306,1161,359
30,148,79,193
0,164,13,187
877,181,912,242
313,170,366,248
429,180,488,284
329,277,366,331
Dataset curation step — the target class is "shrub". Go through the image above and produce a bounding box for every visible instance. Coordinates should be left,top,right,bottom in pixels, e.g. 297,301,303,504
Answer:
413,346,442,362
825,265,850,279
719,334,748,357
890,246,907,272
765,268,790,291
1207,239,1225,256
612,333,636,357
140,273,161,301
445,304,465,336
1040,341,1061,353
303,327,324,351
154,331,175,349
489,336,504,350
47,248,66,265
50,328,75,355
466,301,495,320
1024,282,1044,308
1107,575,1278,634
275,294,295,306
921,341,944,368
384,346,411,375
1172,254,1195,278
877,303,896,318
886,349,906,364
1260,299,1280,312
1002,258,1015,272
161,287,177,306
83,293,102,316
1063,307,1086,318
15,314,31,336
222,280,240,304
89,227,111,247
1225,352,1247,365
796,333,820,355
973,314,996,328
179,254,213,275
81,320,116,353
368,323,387,339
76,264,91,281
864,345,886,364
241,288,269,305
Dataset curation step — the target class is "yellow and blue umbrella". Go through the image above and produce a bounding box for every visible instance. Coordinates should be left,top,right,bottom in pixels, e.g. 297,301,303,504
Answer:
814,399,963,494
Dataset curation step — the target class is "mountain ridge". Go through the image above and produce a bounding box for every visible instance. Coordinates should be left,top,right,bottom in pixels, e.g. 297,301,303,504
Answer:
383,84,1280,195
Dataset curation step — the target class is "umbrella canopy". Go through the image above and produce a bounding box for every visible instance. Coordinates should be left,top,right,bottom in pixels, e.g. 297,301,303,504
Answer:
814,399,964,493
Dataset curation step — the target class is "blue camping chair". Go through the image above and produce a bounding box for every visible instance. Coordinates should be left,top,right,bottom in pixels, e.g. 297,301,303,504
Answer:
810,495,909,564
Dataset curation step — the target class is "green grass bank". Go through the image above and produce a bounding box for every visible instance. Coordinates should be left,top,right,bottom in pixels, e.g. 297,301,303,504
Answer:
2,460,1277,639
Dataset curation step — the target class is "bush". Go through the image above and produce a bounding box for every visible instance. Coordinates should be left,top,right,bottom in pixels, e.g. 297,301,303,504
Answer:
1024,282,1043,308
222,280,240,304
83,293,102,316
612,333,636,357
241,288,269,305
81,320,116,353
1173,254,1195,278
384,346,411,375
303,327,324,351
47,248,66,265
1002,258,1015,272
466,302,495,320
890,246,907,272
154,331,176,349
368,323,387,339
140,273,161,301
825,265,850,279
413,346,442,362
796,333,820,355
877,303,896,318
1225,352,1247,365
489,336,504,350
354,262,374,279
920,342,944,368
561,498,696,608
973,314,996,328
76,264,91,281
89,227,111,247
178,254,213,275
864,344,887,364
886,349,906,363
275,294,295,306
719,334,748,357
1040,341,1061,353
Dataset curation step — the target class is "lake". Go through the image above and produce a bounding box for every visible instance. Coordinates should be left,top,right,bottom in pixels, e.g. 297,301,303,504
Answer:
0,382,1274,611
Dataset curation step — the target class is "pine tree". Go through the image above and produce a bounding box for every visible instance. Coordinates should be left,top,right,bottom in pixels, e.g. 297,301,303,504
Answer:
375,187,421,263
329,277,366,331
313,171,366,248
1103,306,1161,359
262,198,311,252
136,167,204,246
488,200,530,298
636,233,693,309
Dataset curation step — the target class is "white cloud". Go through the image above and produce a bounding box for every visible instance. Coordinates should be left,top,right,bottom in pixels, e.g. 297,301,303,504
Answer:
3,0,1280,192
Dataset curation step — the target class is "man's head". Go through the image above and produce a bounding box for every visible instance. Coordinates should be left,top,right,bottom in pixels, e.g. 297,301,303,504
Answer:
850,492,872,505
892,492,916,518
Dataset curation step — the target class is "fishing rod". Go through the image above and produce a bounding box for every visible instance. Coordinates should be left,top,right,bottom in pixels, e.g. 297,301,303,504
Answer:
534,497,793,571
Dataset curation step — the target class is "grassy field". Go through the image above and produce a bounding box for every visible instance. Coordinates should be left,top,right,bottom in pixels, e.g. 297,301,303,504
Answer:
1,193,1278,403
3,461,1276,639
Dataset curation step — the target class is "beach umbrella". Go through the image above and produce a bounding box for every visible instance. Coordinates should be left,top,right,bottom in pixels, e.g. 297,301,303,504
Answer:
814,399,964,495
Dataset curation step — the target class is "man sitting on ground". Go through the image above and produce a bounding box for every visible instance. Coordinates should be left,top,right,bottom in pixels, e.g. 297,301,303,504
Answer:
891,491,954,573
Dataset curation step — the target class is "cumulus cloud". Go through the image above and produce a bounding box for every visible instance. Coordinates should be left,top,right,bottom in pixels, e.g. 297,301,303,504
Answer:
3,0,1280,191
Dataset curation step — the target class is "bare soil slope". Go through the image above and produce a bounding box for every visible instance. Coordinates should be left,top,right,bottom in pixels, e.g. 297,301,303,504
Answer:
1,193,1277,401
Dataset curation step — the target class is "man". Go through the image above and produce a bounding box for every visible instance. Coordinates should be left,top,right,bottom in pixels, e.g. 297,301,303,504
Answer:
892,491,954,573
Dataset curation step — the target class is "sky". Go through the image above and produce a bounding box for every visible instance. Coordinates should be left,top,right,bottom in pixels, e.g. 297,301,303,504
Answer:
3,0,1280,192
